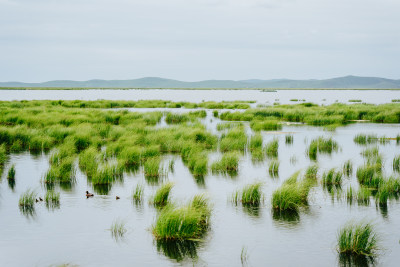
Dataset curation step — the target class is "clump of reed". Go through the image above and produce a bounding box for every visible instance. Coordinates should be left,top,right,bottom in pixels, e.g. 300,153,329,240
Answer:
110,219,127,239
393,155,400,172
45,190,60,207
219,127,247,152
322,169,343,186
343,160,353,176
152,182,174,207
337,222,380,256
285,135,293,145
268,160,279,177
19,189,37,208
152,194,211,240
211,152,240,173
216,122,241,131
357,187,371,206
271,172,314,212
232,182,263,206
132,184,144,203
265,139,278,158
250,119,282,131
356,165,382,188
91,162,123,185
249,133,263,150
7,164,16,180
144,157,163,178
307,137,338,160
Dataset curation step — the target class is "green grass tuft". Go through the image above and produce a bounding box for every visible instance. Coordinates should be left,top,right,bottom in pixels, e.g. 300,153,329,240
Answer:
337,222,379,256
153,182,174,206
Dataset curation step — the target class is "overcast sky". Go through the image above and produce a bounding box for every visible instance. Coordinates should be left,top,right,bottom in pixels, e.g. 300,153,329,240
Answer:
0,0,399,82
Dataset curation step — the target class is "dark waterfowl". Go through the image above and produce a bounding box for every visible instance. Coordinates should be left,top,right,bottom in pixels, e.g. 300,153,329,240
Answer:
39,197,43,201
116,196,120,200
86,191,94,197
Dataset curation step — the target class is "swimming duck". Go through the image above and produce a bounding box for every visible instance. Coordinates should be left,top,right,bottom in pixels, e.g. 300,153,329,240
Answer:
35,199,39,203
116,196,120,200
39,197,43,201
86,191,94,197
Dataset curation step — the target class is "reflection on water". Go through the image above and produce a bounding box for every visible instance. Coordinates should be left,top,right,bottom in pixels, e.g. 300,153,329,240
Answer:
19,206,36,220
242,205,261,218
272,210,300,227
93,184,112,195
8,178,15,191
156,239,199,263
338,253,377,267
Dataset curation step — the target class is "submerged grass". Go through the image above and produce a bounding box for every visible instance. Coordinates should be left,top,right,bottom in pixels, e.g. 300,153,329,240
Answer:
337,222,380,256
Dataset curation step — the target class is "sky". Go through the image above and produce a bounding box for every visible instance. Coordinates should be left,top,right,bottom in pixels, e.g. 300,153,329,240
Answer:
0,0,399,82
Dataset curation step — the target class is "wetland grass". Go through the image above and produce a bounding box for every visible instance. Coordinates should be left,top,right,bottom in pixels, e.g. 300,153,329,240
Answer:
307,137,338,160
219,127,247,152
285,135,293,145
268,160,279,177
271,172,313,212
305,164,318,180
110,219,127,239
153,182,174,206
337,222,379,256
265,139,279,158
249,133,263,150
132,184,144,203
7,164,15,180
343,160,353,176
45,190,60,208
322,169,343,186
152,194,211,241
232,182,263,206
393,155,400,172
91,163,123,185
357,187,371,206
19,189,37,208
211,152,240,173
144,157,163,178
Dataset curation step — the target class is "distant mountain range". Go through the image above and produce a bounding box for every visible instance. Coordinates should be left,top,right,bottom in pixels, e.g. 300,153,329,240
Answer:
1,76,400,89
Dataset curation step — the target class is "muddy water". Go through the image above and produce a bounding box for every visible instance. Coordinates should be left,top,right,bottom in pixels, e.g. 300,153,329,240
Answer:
0,111,400,266
0,89,400,105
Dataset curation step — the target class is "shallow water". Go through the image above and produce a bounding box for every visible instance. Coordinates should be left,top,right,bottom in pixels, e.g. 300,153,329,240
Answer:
1,89,400,105
0,111,400,267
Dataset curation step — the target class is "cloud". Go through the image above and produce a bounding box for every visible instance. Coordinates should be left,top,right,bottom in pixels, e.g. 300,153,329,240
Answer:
0,0,399,81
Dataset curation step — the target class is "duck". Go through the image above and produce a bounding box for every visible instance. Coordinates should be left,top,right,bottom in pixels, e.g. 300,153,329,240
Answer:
39,197,43,201
86,191,94,197
116,196,120,200
35,199,39,203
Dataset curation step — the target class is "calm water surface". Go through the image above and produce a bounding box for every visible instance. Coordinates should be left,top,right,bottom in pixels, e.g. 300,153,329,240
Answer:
0,89,400,105
0,111,399,266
